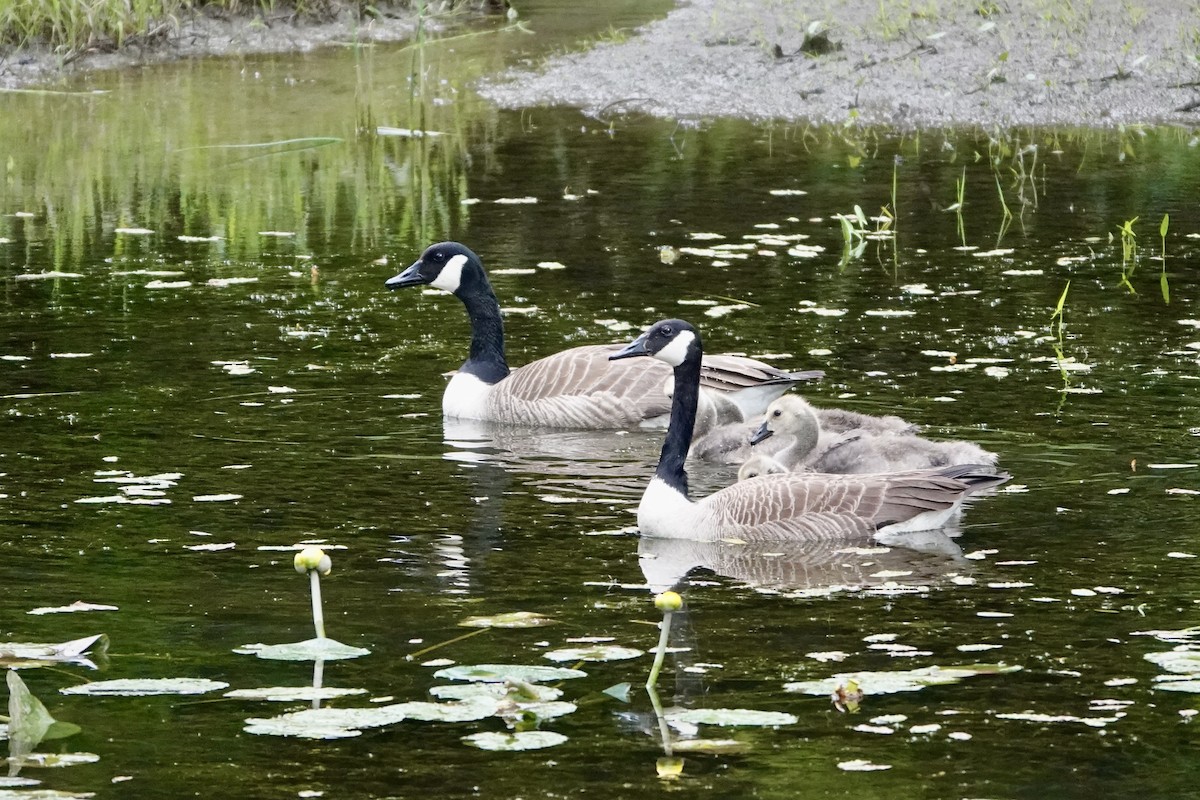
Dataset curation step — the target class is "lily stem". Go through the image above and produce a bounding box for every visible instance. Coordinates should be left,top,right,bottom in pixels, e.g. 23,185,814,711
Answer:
309,570,326,639
645,610,673,689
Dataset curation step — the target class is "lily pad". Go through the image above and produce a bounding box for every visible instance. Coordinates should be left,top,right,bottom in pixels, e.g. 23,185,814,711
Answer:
784,664,1022,696
462,731,568,751
667,708,797,727
433,664,586,684
1145,651,1200,674
429,682,563,703
543,646,643,663
27,602,118,616
459,611,557,629
1152,678,1200,693
60,678,228,696
7,670,55,764
234,637,370,661
5,751,100,768
244,696,501,739
670,738,749,754
0,635,108,669
1132,627,1200,643
224,686,369,702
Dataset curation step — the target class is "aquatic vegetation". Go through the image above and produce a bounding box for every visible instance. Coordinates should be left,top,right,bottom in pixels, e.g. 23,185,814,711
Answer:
1159,213,1170,303
0,635,107,670
433,664,587,683
646,591,682,690
951,167,967,247
784,663,1022,696
459,611,557,628
462,730,568,751
234,547,369,661
6,671,82,772
60,678,229,696
1117,216,1139,293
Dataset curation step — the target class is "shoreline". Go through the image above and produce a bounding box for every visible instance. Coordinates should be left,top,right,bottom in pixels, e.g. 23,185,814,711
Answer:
4,1,1199,130
479,0,1200,130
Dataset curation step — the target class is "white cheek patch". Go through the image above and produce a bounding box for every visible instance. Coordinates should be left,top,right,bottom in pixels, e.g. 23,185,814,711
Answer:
431,253,468,293
655,330,695,367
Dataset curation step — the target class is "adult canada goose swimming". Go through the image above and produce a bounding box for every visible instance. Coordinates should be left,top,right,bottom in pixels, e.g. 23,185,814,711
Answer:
386,242,821,429
751,395,998,474
610,319,1008,541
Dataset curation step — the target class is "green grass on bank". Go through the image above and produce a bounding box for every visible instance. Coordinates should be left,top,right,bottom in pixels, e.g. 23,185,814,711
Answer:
0,0,438,56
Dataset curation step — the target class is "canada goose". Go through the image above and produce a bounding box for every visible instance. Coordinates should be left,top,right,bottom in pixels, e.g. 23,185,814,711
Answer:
609,318,1008,541
386,242,822,428
752,395,998,474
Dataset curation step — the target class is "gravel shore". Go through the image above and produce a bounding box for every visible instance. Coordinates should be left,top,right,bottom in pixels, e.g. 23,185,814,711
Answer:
480,0,1200,129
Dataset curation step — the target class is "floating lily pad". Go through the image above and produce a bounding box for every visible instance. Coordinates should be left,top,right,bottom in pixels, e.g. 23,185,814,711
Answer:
60,678,228,696
244,696,501,739
6,751,100,768
0,634,108,668
234,637,370,661
543,646,643,663
27,602,118,616
458,612,557,629
433,664,586,684
670,738,749,754
462,731,568,751
667,708,797,727
602,683,633,702
1152,678,1200,693
224,686,368,702
1145,651,1200,674
838,759,892,772
784,664,1022,696
430,682,563,703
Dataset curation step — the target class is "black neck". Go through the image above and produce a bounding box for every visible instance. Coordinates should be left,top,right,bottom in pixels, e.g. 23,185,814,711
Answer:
657,355,700,496
457,277,510,385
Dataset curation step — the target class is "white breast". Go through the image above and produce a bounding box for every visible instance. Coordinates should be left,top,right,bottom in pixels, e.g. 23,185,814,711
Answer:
637,477,701,538
442,372,494,420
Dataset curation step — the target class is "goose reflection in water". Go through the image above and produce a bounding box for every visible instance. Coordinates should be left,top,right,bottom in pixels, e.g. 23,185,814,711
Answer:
638,526,969,595
441,417,665,501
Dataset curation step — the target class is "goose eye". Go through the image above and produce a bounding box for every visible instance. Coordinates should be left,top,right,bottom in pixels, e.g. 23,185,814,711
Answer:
772,409,782,417
661,325,673,336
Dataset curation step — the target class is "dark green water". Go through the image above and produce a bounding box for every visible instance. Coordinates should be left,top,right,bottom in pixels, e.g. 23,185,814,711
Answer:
3,3,1200,798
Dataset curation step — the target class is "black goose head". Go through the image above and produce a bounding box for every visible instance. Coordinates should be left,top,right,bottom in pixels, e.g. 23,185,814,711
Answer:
385,241,483,296
609,319,701,367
